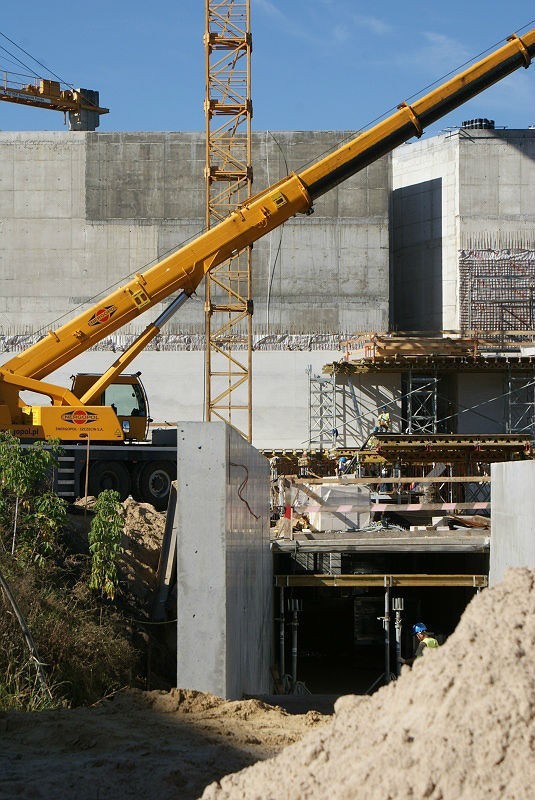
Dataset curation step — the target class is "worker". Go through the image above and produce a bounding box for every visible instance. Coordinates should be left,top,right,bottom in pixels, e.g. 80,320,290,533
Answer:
401,622,439,666
413,622,439,658
336,455,348,477
372,405,390,434
269,455,279,482
297,450,310,478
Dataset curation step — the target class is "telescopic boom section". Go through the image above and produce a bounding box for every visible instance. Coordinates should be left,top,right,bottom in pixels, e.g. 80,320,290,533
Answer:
299,32,535,199
2,30,534,387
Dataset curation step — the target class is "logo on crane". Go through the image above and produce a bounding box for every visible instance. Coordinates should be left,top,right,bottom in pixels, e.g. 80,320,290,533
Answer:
88,305,118,326
61,409,98,425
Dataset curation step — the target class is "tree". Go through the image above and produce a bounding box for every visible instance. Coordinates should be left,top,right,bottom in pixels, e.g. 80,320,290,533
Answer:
88,490,124,600
0,432,66,564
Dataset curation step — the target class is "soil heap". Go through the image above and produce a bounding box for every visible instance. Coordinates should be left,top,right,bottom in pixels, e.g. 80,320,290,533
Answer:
0,689,326,800
202,567,535,800
117,497,166,601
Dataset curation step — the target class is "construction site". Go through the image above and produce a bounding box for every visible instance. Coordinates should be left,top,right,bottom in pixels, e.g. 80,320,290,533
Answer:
0,4,534,799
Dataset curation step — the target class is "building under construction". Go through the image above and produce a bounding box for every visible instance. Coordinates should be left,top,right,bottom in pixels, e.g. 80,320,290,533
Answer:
1,21,534,699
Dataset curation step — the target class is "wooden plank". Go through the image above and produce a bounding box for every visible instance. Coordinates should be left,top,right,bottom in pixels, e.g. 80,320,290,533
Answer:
292,476,491,485
151,482,178,621
297,502,489,512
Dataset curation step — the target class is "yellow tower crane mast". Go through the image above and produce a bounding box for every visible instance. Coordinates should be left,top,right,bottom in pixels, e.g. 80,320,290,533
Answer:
204,0,253,441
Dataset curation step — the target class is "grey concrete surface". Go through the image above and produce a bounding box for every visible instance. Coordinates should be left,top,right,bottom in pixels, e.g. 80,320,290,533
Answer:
175,422,272,699
0,130,389,335
1,127,534,447
392,129,535,331
490,460,535,585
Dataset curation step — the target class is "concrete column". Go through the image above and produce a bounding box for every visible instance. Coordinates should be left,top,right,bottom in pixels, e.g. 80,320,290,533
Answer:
176,421,272,699
490,460,535,585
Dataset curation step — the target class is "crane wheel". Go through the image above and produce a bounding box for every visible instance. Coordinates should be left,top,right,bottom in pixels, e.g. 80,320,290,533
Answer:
88,461,131,500
139,461,174,510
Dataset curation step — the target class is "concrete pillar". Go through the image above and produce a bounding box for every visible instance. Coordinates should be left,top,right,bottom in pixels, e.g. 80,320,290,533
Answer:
490,461,535,585
176,421,272,699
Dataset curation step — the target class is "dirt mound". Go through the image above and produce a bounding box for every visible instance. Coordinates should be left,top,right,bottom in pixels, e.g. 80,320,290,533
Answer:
202,568,535,800
71,497,166,602
0,688,327,800
117,497,166,601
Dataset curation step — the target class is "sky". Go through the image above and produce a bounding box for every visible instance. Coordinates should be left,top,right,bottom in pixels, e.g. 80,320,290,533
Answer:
0,1,534,138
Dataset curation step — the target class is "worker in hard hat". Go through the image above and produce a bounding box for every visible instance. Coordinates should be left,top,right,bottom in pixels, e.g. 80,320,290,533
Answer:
412,622,439,658
336,455,348,477
372,405,390,434
401,622,439,665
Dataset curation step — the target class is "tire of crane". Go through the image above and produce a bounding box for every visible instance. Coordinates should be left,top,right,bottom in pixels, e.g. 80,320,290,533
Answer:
139,460,174,511
88,460,131,500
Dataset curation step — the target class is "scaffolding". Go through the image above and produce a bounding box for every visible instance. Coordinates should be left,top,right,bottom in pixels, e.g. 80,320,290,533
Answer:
204,0,253,440
403,373,439,434
308,369,336,448
317,334,535,447
506,370,535,436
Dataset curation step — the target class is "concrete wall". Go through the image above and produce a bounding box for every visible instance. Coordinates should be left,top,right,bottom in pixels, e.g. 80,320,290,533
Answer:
0,130,390,336
333,372,402,446
2,128,533,447
391,129,535,331
456,373,505,434
392,134,458,330
458,130,535,247
36,348,342,449
490,460,535,586
175,422,272,699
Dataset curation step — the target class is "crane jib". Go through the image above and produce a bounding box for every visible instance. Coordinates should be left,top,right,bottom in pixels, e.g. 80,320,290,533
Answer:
305,43,535,201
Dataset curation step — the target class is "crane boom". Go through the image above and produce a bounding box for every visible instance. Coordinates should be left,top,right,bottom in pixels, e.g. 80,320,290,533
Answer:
0,76,108,131
1,29,534,440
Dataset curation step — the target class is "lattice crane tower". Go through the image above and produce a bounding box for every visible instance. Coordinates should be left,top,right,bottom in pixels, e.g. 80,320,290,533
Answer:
204,0,253,440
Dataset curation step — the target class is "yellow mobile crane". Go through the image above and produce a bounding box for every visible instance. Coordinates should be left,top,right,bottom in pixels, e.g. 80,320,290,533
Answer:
1,30,534,507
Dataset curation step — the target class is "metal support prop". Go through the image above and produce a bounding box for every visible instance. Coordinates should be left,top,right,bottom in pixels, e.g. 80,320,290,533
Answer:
392,596,404,676
365,577,392,693
383,583,391,683
287,598,302,691
291,609,298,689
279,586,285,681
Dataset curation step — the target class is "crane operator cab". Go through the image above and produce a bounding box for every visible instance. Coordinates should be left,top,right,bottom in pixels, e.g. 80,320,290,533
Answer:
71,373,150,442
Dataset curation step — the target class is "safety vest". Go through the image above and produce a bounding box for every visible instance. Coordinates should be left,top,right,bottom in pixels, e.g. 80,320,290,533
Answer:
422,636,439,649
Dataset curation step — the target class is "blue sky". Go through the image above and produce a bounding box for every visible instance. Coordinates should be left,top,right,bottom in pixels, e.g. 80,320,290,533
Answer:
0,1,534,136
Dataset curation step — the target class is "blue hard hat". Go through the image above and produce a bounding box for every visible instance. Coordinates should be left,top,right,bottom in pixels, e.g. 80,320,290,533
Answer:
340,457,347,463
412,622,427,634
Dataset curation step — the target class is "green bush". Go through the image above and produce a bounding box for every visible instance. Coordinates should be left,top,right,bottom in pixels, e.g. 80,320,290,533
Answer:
0,436,139,709
88,490,124,600
0,553,137,708
0,432,65,565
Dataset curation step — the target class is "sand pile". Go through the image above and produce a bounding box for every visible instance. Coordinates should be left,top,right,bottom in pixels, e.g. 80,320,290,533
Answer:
202,568,535,800
117,497,166,600
71,496,166,601
0,688,326,800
